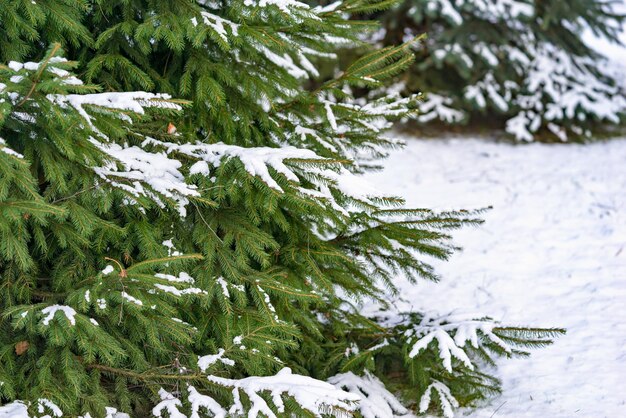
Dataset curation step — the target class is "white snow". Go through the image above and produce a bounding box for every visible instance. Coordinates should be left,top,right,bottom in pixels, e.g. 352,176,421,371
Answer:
0,137,23,158
96,298,107,309
41,305,77,326
37,399,63,417
426,0,533,25
154,272,195,284
101,265,115,275
419,381,459,418
407,327,473,372
92,141,200,217
243,0,309,14
418,94,465,124
192,12,239,42
149,367,358,418
404,314,511,373
187,386,227,418
153,283,206,297
365,135,626,417
120,292,143,306
152,389,186,418
427,0,462,26
7,57,82,86
0,402,130,418
0,401,29,418
206,367,359,417
256,45,309,79
0,399,63,418
49,91,181,129
324,101,338,131
216,277,230,297
197,348,235,371
329,371,414,418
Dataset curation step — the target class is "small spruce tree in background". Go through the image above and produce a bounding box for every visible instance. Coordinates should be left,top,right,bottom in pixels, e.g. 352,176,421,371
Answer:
0,1,563,417
379,0,626,141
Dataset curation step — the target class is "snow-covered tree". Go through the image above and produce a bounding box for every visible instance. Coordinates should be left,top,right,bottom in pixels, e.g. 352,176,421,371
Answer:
379,0,626,141
0,1,563,417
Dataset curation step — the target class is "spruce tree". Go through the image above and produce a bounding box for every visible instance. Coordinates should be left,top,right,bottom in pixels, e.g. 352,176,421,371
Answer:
379,0,626,141
1,1,563,417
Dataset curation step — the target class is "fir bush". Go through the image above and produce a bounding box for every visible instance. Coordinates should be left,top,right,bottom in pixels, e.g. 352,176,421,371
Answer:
379,0,626,141
0,1,563,417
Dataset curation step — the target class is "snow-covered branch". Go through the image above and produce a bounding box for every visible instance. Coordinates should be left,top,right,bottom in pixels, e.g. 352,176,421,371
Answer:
329,371,416,418
404,314,511,372
152,367,359,418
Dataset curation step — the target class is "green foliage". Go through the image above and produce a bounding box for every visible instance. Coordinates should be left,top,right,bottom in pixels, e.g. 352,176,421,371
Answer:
0,1,562,417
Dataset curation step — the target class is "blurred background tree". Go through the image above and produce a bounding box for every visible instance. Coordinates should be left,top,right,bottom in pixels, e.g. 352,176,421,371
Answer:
375,0,626,141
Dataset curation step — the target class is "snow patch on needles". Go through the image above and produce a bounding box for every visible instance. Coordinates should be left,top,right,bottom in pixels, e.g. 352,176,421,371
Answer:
256,45,309,79
324,101,338,131
98,129,387,216
192,12,239,42
101,265,115,275
153,387,227,418
419,381,459,418
120,292,143,306
216,277,230,297
198,348,235,371
175,140,321,191
405,314,510,372
154,272,195,284
150,369,359,418
188,386,227,418
0,137,23,159
37,398,63,417
207,367,360,417
8,57,83,86
153,137,386,204
428,0,462,25
152,389,186,418
0,399,63,418
244,0,309,14
88,407,129,418
0,402,130,418
91,140,199,217
41,305,77,326
49,92,181,130
153,283,206,297
0,401,29,418
329,371,416,418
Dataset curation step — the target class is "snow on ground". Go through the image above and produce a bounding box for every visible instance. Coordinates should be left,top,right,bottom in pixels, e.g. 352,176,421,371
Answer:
365,136,626,418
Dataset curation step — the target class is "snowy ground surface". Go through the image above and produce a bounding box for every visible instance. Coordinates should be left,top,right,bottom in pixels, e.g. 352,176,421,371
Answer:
365,136,626,418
